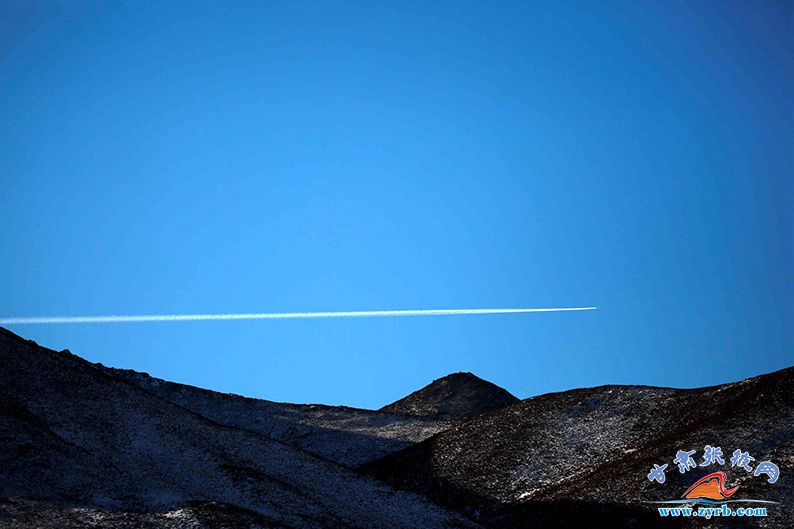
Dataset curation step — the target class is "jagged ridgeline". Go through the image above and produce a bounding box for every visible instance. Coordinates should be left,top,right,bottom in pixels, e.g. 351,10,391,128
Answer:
1,326,791,529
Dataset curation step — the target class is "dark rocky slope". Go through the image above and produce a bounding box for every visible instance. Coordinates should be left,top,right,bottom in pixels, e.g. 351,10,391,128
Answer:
98,365,450,468
3,323,790,529
362,367,794,528
0,327,479,529
380,372,519,419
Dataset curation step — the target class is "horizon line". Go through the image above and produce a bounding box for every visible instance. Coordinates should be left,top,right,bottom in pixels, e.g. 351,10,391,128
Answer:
0,307,597,324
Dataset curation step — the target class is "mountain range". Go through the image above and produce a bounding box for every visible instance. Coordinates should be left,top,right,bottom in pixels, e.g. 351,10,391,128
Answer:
1,326,791,528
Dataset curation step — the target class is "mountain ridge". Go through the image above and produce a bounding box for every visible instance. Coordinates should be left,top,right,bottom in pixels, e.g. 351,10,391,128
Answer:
380,371,520,419
0,326,480,529
362,365,794,528
2,325,790,528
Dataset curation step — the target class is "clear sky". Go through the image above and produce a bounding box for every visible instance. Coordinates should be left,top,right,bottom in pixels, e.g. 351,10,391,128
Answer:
2,1,791,408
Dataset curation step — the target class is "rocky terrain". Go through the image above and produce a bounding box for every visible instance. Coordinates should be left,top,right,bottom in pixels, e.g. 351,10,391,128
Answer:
97,365,452,468
379,372,519,419
1,325,791,528
0,327,478,529
363,367,794,528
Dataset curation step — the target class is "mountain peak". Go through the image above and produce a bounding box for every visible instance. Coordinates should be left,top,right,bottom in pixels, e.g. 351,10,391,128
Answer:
379,372,519,419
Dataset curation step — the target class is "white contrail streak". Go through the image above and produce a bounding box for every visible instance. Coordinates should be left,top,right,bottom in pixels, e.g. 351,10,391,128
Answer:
0,307,596,325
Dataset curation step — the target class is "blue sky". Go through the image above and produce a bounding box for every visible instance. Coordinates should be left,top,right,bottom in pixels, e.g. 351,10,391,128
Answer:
1,1,791,408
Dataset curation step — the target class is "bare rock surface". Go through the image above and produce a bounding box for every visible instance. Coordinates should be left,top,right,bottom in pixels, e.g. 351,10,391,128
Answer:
3,324,791,529
98,365,451,468
0,327,479,529
0,499,293,529
362,367,794,528
379,372,519,419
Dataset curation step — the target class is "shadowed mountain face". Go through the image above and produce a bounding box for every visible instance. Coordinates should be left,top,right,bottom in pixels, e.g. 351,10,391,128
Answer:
0,327,478,529
379,372,520,419
2,325,791,529
96,365,451,468
362,367,794,528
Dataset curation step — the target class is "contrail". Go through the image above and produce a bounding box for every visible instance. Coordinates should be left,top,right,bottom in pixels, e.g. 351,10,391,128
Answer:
0,307,596,325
